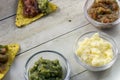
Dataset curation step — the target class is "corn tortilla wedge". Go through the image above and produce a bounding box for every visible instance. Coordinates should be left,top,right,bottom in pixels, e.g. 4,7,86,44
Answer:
15,0,57,27
0,44,20,80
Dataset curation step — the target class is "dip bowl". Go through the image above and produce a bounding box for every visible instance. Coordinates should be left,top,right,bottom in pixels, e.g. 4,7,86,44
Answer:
24,50,71,80
74,31,118,71
84,0,120,29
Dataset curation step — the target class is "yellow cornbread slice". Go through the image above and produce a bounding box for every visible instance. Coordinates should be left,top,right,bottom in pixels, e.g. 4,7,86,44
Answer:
0,44,20,80
15,0,57,27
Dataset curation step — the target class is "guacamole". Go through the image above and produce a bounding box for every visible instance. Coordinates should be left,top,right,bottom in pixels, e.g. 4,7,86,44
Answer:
29,57,63,80
37,0,54,15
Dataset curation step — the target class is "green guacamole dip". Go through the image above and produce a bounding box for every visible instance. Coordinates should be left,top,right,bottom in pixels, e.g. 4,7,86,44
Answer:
37,0,52,15
29,57,63,80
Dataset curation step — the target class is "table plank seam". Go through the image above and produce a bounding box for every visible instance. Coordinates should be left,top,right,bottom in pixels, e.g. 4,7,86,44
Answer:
70,70,87,79
0,14,16,22
16,22,90,56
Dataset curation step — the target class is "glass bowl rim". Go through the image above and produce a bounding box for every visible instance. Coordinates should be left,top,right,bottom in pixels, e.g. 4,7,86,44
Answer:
24,50,71,80
74,31,118,69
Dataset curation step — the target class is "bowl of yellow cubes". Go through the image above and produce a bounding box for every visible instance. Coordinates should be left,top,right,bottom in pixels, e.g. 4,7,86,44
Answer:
74,31,118,71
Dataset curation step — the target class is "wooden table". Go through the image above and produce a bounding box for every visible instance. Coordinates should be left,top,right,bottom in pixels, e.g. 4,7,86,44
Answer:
0,0,120,80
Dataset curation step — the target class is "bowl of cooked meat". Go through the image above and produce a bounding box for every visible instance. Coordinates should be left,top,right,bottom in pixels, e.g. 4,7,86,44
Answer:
84,0,120,29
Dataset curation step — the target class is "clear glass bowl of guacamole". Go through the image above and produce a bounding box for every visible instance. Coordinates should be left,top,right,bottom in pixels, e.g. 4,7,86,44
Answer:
24,50,71,80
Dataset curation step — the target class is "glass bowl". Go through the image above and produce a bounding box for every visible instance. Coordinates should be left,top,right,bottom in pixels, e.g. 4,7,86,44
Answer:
74,31,118,71
84,0,120,29
24,50,71,80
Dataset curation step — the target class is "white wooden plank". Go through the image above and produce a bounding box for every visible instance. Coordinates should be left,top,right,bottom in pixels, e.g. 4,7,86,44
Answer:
0,0,17,20
3,25,98,80
71,54,120,80
0,2,88,53
3,24,120,80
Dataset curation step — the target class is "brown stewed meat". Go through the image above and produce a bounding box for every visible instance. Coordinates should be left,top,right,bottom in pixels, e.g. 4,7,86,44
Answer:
88,0,119,23
23,0,41,17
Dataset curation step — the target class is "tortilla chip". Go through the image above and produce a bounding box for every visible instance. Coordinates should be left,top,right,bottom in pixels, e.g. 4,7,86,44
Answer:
0,44,20,80
15,0,57,27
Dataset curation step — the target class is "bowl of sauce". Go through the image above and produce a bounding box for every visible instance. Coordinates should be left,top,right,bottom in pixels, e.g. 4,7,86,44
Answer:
84,0,120,29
